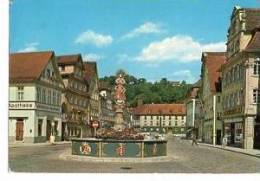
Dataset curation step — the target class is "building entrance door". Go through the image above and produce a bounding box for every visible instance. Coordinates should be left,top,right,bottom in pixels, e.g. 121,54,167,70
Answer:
16,119,24,141
254,125,260,149
46,120,51,141
230,123,235,144
61,122,66,141
216,129,221,145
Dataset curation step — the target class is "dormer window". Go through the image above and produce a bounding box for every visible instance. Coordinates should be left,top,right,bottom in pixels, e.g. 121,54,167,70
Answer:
253,58,260,75
46,69,51,78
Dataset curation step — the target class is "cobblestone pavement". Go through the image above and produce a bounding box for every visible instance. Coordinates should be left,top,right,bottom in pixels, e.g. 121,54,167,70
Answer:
9,136,260,173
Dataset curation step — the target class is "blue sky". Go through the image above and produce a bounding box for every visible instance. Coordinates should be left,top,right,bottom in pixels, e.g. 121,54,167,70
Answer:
10,0,260,83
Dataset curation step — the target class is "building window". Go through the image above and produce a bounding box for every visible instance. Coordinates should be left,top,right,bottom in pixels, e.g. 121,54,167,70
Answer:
175,116,178,120
175,121,178,126
150,115,153,120
46,69,51,78
157,116,159,120
169,116,171,120
253,89,260,104
37,87,41,102
181,116,184,120
42,89,46,103
48,90,51,104
169,121,172,126
38,119,42,136
53,91,56,105
156,121,159,126
253,58,260,75
217,96,221,103
144,116,147,120
17,86,24,101
61,66,65,71
150,121,153,126
163,116,165,120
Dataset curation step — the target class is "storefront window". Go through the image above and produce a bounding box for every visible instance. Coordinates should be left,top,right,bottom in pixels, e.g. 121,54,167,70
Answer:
235,123,243,144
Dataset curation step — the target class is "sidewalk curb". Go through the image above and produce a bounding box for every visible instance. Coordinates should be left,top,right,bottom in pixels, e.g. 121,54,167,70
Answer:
199,143,260,158
9,142,71,148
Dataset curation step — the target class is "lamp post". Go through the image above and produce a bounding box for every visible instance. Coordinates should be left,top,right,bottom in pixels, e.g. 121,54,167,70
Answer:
213,95,216,146
159,116,162,134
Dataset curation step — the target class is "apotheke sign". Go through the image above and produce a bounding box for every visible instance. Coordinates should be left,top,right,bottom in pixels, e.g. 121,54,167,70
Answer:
9,102,60,113
9,102,35,109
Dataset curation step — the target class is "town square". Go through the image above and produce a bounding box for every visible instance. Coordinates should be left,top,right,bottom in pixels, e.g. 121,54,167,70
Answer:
2,0,260,175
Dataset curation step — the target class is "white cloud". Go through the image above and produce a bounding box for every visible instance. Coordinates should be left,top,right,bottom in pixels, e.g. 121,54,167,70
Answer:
116,53,133,64
136,35,226,65
83,53,103,61
18,42,39,52
74,30,113,47
172,70,197,83
122,22,163,39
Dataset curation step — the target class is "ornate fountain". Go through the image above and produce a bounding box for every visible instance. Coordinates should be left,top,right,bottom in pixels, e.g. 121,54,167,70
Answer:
113,73,127,130
71,72,167,158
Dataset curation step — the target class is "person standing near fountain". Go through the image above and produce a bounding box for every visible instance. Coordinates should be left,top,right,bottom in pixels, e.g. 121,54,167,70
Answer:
114,73,126,130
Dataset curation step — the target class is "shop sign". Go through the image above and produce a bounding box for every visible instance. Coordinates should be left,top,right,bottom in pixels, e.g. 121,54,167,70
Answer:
9,102,35,109
36,103,60,113
223,107,242,115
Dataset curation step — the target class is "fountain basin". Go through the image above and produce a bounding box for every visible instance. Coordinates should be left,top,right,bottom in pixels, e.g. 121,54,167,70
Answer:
71,138,167,158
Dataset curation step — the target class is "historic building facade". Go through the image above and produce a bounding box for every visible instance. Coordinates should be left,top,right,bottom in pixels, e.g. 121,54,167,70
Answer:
9,51,64,143
221,7,260,149
200,52,226,145
99,81,114,128
132,104,186,134
57,54,90,139
84,62,100,133
185,80,202,139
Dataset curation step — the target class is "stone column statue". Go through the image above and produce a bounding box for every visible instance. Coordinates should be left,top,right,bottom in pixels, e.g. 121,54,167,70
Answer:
113,73,126,130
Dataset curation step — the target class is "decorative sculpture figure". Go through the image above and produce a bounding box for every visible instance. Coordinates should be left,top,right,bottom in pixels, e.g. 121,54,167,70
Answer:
114,73,126,130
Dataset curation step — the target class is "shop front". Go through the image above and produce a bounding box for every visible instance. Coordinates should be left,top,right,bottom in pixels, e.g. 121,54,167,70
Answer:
224,118,243,148
9,101,62,143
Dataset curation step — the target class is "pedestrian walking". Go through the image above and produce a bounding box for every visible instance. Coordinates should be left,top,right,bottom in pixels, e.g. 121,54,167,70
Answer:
222,136,227,148
191,131,198,146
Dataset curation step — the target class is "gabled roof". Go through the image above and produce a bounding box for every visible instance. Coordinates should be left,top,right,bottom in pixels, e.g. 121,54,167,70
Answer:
83,62,98,82
243,8,260,31
99,81,112,91
56,54,82,65
231,7,260,31
133,104,186,115
10,51,54,82
245,29,260,52
202,52,226,92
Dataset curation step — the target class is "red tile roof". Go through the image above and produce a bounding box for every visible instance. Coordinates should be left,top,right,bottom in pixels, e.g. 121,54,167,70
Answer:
202,52,226,92
245,30,260,52
83,62,97,82
244,8,260,31
133,104,186,115
56,54,81,65
10,51,54,82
